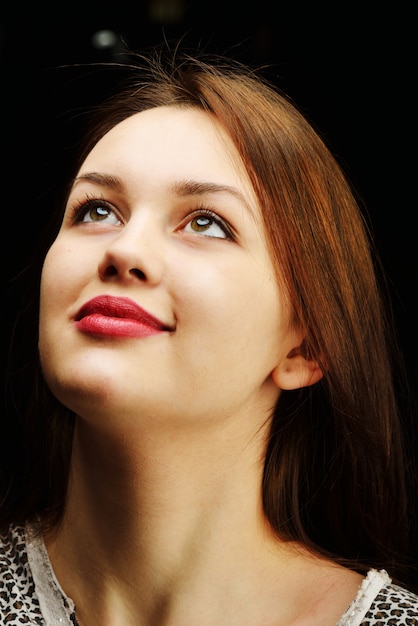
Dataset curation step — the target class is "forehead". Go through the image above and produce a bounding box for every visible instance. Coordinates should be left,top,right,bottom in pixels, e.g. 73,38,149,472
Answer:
87,105,233,153
79,106,256,201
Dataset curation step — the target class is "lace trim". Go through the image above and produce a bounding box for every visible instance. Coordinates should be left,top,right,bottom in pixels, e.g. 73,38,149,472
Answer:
336,568,392,626
25,524,76,626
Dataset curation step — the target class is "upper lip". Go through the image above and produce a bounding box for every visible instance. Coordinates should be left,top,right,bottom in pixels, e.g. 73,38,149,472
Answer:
75,295,171,330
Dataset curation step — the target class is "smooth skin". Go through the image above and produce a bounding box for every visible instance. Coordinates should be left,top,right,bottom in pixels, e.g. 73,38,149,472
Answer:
39,106,361,625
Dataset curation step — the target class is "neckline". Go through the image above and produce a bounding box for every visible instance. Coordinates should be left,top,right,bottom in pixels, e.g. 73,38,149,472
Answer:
24,522,391,626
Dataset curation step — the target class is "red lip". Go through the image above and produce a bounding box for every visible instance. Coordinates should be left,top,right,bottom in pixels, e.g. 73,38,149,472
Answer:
74,295,171,338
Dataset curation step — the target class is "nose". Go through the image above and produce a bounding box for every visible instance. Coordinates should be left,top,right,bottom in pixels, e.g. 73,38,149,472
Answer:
98,216,165,285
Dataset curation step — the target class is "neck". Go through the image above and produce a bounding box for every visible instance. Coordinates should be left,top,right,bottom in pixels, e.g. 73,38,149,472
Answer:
47,414,287,624
45,417,363,626
71,415,269,556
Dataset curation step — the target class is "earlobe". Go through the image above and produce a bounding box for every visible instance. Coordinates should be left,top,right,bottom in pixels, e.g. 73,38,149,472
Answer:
271,344,323,391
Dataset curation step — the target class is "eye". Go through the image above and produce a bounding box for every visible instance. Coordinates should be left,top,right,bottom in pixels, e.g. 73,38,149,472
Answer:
183,209,233,240
72,199,122,225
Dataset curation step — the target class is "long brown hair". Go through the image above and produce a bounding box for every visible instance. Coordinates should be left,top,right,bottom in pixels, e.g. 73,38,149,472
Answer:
2,47,414,585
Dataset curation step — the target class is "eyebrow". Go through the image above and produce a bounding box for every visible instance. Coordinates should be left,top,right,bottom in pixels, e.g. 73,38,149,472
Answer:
71,172,256,217
169,179,255,216
72,172,124,191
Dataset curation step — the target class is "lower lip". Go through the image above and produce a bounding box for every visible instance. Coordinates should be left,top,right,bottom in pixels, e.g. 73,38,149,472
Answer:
75,314,164,338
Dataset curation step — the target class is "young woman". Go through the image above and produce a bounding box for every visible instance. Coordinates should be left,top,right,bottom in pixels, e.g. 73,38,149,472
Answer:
1,48,417,625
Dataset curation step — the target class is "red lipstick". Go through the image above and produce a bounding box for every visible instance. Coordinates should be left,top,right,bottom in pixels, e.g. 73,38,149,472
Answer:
75,295,170,338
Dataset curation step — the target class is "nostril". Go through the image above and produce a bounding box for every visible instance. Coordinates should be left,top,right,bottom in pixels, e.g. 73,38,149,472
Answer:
103,265,118,278
100,264,148,281
130,268,147,280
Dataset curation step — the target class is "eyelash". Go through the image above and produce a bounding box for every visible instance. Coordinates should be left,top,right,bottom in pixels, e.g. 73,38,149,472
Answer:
69,196,115,222
68,197,235,240
185,207,235,240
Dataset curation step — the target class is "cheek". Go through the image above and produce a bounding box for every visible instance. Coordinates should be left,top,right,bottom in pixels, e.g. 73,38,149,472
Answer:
38,247,65,361
40,245,68,316
176,257,284,357
39,241,90,335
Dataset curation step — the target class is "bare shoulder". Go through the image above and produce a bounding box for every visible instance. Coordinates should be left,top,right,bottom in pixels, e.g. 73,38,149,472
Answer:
260,543,365,626
304,562,418,626
295,558,364,625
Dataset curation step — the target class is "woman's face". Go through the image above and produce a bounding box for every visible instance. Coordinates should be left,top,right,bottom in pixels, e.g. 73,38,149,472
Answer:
39,106,304,431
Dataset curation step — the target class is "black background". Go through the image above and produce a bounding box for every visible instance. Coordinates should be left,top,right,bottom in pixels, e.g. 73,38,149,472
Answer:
2,2,415,370
2,0,417,574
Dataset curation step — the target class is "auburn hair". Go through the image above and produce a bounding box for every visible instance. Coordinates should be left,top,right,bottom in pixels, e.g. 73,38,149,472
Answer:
1,48,412,584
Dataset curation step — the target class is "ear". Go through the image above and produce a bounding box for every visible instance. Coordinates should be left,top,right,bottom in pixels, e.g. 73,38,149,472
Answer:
271,342,323,391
